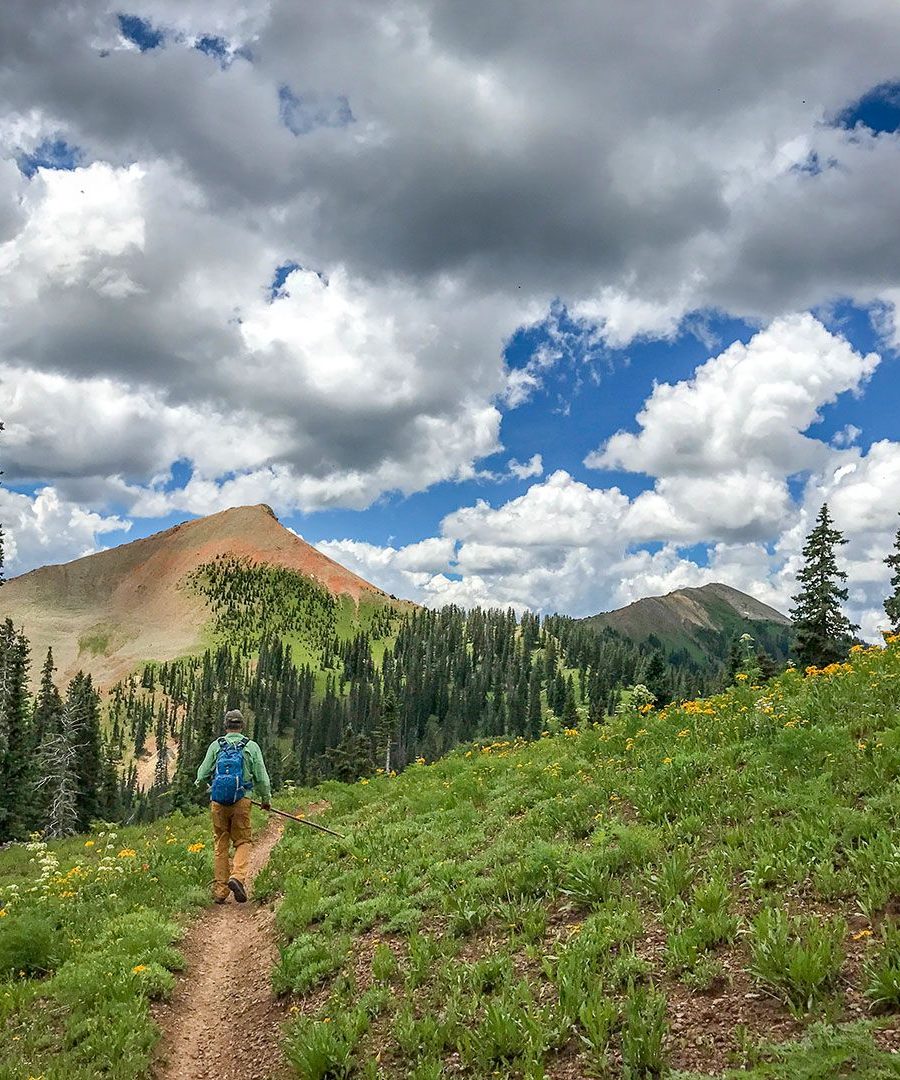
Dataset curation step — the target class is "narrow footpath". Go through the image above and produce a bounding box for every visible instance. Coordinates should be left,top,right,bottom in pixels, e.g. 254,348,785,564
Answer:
153,813,292,1080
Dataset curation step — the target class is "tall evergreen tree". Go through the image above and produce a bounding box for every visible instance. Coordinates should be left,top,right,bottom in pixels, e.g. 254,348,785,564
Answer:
67,672,103,829
33,647,63,748
0,420,5,588
884,513,900,634
0,620,34,840
790,504,858,667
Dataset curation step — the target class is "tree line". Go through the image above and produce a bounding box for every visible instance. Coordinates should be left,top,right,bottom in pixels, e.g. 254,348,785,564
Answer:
1,497,899,841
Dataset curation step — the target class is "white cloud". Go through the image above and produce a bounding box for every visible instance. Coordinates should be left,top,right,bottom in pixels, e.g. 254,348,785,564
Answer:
507,454,543,480
583,315,880,543
0,1,898,525
321,318,899,639
0,487,128,574
589,315,878,479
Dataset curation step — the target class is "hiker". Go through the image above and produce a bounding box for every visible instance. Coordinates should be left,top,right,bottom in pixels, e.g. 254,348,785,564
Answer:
195,709,272,904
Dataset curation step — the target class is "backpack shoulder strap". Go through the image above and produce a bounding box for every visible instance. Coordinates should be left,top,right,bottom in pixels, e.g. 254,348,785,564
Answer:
217,737,228,751
237,737,250,750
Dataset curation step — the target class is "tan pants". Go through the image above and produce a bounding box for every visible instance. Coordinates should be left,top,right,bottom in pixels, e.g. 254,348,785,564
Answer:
211,797,252,900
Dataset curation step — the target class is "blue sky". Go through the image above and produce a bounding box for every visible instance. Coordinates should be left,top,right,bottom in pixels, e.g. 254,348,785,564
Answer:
0,2,899,637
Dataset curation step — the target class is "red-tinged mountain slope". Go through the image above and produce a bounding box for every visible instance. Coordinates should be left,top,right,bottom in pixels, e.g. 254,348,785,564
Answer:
0,504,389,686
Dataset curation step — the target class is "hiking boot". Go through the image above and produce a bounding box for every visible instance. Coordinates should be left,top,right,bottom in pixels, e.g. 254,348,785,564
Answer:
228,876,248,903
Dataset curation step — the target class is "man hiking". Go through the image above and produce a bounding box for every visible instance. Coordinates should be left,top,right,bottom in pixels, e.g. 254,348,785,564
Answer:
195,709,272,904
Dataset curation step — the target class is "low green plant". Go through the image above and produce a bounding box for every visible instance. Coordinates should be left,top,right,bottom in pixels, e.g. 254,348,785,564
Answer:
749,907,846,1012
620,981,668,1079
394,1002,456,1061
649,847,695,906
284,1014,357,1080
864,921,900,1012
277,878,324,938
0,909,59,976
560,851,612,909
577,989,619,1075
273,930,349,994
371,941,399,983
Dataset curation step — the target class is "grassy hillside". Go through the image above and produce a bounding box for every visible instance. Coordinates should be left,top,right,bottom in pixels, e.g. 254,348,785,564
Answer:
3,639,900,1078
258,638,900,1077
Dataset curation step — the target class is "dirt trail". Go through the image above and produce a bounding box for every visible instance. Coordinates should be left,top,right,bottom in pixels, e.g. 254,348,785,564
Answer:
154,806,326,1080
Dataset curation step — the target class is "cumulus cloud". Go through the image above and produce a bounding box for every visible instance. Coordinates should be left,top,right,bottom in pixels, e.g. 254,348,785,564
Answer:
507,454,544,480
3,1,900,639
586,315,880,543
0,0,899,525
590,315,878,479
0,486,128,573
319,318,900,638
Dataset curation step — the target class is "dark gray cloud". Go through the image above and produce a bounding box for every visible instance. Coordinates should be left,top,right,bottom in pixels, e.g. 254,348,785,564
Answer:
1,0,900,519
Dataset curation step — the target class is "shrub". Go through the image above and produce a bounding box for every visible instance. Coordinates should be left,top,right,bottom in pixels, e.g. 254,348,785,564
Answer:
0,910,59,977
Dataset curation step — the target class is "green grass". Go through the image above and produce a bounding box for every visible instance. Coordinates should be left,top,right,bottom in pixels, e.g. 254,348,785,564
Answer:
5,640,900,1077
0,807,266,1078
78,628,112,656
258,639,900,1077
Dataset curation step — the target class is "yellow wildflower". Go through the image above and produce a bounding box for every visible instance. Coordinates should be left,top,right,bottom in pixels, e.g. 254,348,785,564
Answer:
132,965,147,974
735,673,749,682
662,757,672,765
359,778,369,785
852,928,873,941
187,842,205,853
118,849,137,858
84,840,95,848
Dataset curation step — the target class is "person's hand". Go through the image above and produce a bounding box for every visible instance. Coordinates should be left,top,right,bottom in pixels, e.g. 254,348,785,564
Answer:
261,802,272,811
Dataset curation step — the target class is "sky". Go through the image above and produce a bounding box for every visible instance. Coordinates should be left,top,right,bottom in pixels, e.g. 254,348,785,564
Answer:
0,1,899,639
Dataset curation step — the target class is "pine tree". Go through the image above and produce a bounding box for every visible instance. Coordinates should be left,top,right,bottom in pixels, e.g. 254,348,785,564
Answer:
562,675,580,728
0,619,35,840
884,513,900,634
527,663,543,738
0,421,5,588
33,648,62,748
67,672,103,830
790,504,858,668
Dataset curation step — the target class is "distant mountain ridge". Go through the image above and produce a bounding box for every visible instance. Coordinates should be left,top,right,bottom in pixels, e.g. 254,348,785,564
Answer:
577,582,793,667
0,504,389,686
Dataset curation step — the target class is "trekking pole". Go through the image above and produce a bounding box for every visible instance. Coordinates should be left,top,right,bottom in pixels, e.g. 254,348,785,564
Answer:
251,800,345,839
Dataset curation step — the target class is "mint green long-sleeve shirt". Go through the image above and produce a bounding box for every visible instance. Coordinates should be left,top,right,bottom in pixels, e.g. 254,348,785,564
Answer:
195,733,272,802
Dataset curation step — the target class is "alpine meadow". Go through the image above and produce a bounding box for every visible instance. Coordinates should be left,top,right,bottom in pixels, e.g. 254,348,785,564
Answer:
4,3,900,1080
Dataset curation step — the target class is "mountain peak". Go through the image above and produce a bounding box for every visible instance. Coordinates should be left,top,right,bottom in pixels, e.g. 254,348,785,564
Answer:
0,504,387,685
577,581,792,667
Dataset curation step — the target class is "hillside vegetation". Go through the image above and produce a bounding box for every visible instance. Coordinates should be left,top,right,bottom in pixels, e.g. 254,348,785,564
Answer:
4,637,900,1077
577,583,793,672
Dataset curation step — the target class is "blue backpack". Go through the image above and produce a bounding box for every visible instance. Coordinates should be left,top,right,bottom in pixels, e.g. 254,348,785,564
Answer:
210,736,252,805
